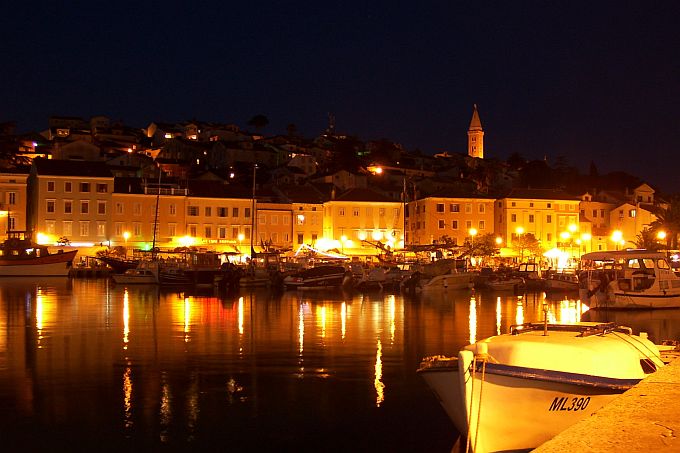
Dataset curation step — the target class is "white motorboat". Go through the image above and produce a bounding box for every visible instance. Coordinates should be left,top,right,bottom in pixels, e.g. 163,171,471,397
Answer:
283,264,350,290
112,262,159,284
579,250,680,308
544,272,579,292
483,275,524,291
418,322,664,453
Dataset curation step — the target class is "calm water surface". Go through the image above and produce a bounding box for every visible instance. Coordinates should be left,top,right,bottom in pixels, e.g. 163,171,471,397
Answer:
1,279,678,452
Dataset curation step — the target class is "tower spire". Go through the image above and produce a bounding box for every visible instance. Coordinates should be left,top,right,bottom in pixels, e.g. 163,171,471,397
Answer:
467,104,484,158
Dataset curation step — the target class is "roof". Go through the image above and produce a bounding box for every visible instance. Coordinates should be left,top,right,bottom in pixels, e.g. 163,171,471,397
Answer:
468,104,483,131
502,188,580,201
333,187,399,203
33,158,112,178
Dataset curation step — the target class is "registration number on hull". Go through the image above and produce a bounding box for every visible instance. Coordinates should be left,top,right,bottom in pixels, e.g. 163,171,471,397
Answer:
549,396,591,412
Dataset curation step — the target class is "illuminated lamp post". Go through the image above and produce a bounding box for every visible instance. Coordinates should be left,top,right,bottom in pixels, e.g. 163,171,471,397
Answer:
341,235,347,255
611,230,623,251
123,231,130,258
580,233,591,255
515,226,525,261
657,230,667,256
238,233,245,253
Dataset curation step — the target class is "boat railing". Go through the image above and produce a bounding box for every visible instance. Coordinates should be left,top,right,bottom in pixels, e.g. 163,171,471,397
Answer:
509,322,631,337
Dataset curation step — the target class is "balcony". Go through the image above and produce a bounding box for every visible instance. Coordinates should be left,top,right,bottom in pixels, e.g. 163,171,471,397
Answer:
143,187,188,196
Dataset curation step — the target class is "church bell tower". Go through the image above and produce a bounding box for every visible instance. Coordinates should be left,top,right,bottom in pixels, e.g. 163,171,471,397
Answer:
467,104,484,159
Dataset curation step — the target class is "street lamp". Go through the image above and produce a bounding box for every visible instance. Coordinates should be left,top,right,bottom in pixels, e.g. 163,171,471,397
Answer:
611,230,623,250
469,228,478,266
657,230,668,257
341,235,347,254
123,231,130,258
515,226,525,261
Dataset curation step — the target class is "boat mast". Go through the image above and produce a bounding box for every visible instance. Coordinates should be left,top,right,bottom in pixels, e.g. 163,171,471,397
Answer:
151,167,161,260
250,164,257,259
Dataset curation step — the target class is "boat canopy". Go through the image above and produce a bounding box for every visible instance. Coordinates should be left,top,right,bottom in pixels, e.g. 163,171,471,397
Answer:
580,250,665,262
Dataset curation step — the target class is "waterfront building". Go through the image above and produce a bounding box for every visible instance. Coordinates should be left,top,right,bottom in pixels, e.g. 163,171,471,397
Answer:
28,158,114,247
322,188,404,256
495,188,581,259
407,195,495,247
0,169,28,233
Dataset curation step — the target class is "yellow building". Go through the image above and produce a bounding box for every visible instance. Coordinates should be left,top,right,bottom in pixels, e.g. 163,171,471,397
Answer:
256,201,293,249
28,158,114,247
323,188,404,255
0,170,28,234
495,189,581,258
408,196,495,246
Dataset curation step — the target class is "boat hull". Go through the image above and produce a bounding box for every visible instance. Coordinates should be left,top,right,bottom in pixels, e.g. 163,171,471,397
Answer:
0,250,78,277
419,353,636,453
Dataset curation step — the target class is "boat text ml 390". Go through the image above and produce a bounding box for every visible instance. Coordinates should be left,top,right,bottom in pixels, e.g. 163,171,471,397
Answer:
579,250,680,308
418,322,664,453
0,231,77,277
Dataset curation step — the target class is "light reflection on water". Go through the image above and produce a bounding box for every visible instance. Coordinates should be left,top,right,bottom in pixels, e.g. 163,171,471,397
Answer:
0,279,678,451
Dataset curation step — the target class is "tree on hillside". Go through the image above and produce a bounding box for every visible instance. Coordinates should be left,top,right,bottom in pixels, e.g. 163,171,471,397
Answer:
329,136,364,171
247,114,269,131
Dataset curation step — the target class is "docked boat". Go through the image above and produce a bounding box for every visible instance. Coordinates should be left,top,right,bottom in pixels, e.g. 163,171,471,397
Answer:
544,272,580,292
283,265,350,290
112,262,159,284
418,322,664,453
482,275,524,291
401,259,474,293
0,231,78,277
95,253,139,274
579,250,680,309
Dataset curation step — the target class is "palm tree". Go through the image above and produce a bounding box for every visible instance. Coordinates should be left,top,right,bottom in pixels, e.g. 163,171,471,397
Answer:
650,195,680,250
629,228,661,251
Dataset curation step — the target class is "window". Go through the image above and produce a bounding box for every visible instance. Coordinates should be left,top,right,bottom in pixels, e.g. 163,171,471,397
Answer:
436,203,444,213
366,207,372,216
188,206,199,216
547,233,552,241
339,208,345,216
97,201,106,215
259,214,266,224
580,209,585,217
465,204,472,213
297,233,304,244
311,233,318,242
79,221,90,236
45,220,56,234
546,215,552,223
133,203,141,215
529,214,535,223
169,204,176,215
283,216,289,225
353,208,360,216
114,223,123,236
168,224,176,237
511,202,516,207
63,221,73,236
116,203,123,215
244,227,251,239
600,209,605,217
529,202,534,207
296,214,305,225
245,208,251,218
188,225,197,237
629,209,636,218
205,207,212,217
205,226,212,238
232,227,239,239
547,203,552,208
479,204,485,213
65,182,72,193
479,220,485,230
47,181,55,192
271,216,278,225
64,200,72,214
452,220,459,230
8,192,16,205
80,182,90,193
379,208,385,216
465,220,472,229
592,209,597,218
218,207,227,217
438,220,445,229
97,183,107,193
96,222,106,237
218,226,226,239
233,207,239,217
511,214,517,222
133,223,142,236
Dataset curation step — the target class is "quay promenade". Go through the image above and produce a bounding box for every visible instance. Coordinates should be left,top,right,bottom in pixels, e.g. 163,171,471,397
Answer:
535,356,680,452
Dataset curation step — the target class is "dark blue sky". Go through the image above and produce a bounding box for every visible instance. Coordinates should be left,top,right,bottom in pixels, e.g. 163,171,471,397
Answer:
2,2,679,191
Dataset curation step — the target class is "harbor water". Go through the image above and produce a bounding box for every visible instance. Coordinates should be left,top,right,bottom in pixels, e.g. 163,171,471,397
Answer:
1,279,679,452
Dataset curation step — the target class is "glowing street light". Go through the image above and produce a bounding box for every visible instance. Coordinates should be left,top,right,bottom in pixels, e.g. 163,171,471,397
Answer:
611,230,623,250
469,228,478,260
123,231,130,257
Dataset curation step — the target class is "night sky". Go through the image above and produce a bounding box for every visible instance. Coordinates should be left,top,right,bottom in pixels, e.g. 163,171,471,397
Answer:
2,2,679,191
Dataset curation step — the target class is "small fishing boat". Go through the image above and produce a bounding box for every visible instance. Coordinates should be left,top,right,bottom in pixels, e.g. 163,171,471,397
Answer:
0,231,77,277
579,250,680,308
544,272,579,292
112,262,159,284
418,322,664,453
283,265,350,290
483,275,524,291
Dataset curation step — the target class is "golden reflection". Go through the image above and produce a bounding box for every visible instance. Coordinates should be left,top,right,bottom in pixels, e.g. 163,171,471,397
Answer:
558,298,583,324
123,366,132,429
227,378,244,404
186,373,199,439
388,295,396,344
341,301,347,340
159,373,172,443
184,297,191,343
374,339,385,407
469,293,477,344
496,296,501,335
515,297,524,325
123,289,130,350
238,296,244,336
298,303,304,355
317,305,326,339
